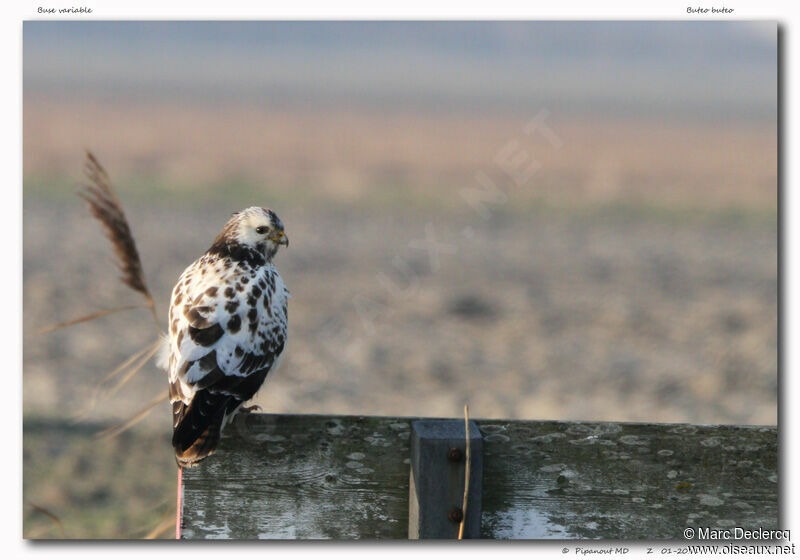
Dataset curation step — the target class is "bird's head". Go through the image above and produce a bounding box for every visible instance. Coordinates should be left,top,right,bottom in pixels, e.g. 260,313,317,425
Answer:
216,207,288,261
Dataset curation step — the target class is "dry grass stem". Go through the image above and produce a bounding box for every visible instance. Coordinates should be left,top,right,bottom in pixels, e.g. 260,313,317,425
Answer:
94,391,167,440
37,304,147,334
105,340,161,398
458,403,471,540
143,510,176,539
71,339,161,422
98,339,161,386
27,503,66,539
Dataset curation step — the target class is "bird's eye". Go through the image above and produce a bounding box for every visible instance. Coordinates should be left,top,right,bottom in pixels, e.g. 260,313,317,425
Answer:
256,226,269,235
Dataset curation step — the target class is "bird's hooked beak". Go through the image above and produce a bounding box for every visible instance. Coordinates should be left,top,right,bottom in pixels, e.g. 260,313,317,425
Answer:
271,230,289,247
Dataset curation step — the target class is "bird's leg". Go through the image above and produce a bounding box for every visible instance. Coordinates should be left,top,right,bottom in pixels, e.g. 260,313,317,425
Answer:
239,404,262,414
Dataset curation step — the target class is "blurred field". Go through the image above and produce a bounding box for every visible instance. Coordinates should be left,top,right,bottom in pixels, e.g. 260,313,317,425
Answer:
24,97,776,211
23,421,175,539
23,98,777,538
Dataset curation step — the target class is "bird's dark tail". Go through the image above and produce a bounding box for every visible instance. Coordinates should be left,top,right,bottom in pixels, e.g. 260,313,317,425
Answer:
172,390,237,468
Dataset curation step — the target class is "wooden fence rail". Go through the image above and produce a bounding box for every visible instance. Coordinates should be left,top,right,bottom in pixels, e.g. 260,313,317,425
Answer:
179,413,777,540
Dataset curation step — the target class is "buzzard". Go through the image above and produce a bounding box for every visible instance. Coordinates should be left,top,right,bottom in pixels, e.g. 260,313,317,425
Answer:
160,207,290,467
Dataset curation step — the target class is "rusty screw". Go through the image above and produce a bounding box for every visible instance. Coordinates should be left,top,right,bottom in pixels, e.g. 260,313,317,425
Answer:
447,447,463,462
448,508,464,523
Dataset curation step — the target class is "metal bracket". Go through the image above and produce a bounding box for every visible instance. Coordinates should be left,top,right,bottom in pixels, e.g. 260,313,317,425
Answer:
408,420,483,539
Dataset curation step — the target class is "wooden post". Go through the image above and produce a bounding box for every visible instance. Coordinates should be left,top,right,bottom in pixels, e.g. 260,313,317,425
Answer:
408,420,483,539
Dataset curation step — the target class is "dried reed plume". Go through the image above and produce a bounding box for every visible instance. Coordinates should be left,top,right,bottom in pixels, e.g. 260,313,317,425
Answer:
78,151,159,327
38,152,160,332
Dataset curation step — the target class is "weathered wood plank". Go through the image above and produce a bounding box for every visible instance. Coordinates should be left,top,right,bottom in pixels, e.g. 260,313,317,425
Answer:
478,421,778,539
181,414,412,539
180,414,777,540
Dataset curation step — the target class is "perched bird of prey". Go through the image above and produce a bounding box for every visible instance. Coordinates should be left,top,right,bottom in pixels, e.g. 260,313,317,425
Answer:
160,207,289,467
